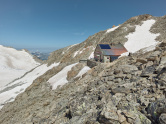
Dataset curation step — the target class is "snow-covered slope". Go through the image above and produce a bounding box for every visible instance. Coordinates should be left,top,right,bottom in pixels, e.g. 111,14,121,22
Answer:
124,19,160,53
0,63,59,109
0,45,40,88
48,64,91,90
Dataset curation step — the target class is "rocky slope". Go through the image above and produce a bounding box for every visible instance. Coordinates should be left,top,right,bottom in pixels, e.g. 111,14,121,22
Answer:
0,14,166,124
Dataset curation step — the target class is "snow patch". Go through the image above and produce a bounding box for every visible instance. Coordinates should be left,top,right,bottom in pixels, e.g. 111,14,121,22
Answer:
67,44,78,51
88,47,95,59
63,44,78,55
75,66,91,78
120,52,130,57
73,46,94,58
89,52,94,59
79,48,86,54
73,51,79,57
48,63,77,90
106,26,119,33
124,19,160,53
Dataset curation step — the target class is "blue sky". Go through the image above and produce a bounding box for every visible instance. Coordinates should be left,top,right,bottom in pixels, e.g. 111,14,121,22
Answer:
0,0,166,51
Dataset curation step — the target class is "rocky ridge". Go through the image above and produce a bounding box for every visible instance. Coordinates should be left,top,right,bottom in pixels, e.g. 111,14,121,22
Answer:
0,14,166,124
46,14,166,65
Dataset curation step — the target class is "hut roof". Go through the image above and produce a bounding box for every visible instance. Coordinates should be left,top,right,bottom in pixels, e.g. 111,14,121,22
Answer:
99,44,127,56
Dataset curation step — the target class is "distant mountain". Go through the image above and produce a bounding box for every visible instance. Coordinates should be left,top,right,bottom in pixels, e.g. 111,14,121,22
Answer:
31,51,50,60
0,14,166,124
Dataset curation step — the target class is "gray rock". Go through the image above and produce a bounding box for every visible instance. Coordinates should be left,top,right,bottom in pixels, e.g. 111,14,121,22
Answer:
111,87,131,94
108,76,115,81
147,99,166,123
146,61,154,67
151,51,161,57
160,56,166,65
99,101,119,124
136,58,147,64
119,65,138,74
141,66,155,77
159,113,166,124
114,78,122,83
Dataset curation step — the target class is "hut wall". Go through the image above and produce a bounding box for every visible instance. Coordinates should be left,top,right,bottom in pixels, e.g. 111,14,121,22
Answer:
94,45,102,61
110,55,119,61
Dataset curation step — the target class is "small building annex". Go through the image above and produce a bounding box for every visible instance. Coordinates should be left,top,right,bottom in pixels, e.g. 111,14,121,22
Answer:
94,44,128,63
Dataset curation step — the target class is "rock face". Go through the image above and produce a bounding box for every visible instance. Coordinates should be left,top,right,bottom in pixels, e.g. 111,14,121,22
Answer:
0,14,166,124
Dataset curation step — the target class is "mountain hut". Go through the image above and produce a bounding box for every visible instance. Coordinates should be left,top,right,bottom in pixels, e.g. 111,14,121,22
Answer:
94,44,128,63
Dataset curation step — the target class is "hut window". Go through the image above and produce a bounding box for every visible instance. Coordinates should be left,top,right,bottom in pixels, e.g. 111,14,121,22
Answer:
111,56,119,61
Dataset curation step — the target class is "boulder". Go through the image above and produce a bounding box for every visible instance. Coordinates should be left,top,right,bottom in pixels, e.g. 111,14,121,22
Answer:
98,101,119,124
117,102,151,124
136,58,147,64
141,66,155,77
159,41,166,47
107,76,115,81
117,110,126,123
111,87,131,94
160,56,166,65
119,65,138,74
146,56,159,62
146,61,154,67
151,51,161,56
147,99,166,123
159,113,166,124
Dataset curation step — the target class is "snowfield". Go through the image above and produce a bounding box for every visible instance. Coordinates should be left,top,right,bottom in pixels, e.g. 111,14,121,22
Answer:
48,63,77,90
124,19,160,53
48,63,90,90
0,63,59,109
0,45,40,88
